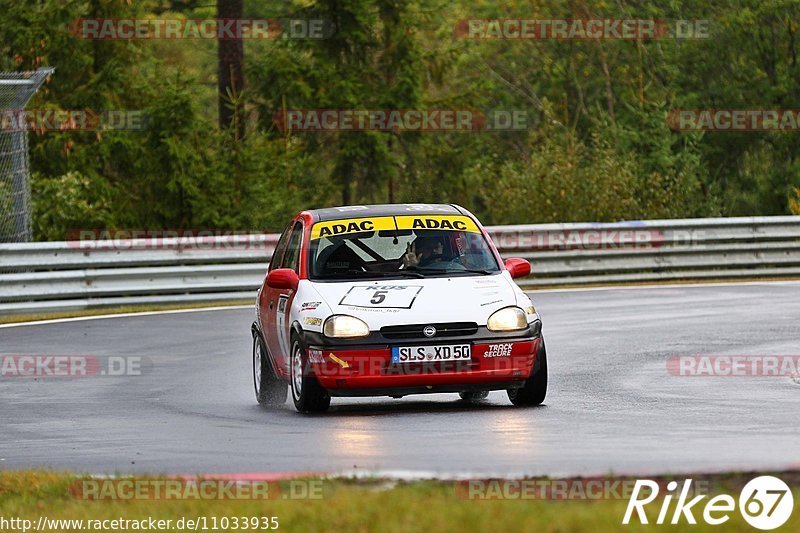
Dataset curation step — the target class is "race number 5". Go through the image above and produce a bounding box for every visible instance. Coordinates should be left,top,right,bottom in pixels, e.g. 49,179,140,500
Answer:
339,285,423,309
370,290,388,304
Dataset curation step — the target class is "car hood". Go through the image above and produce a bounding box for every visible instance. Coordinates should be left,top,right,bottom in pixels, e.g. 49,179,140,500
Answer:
307,273,520,329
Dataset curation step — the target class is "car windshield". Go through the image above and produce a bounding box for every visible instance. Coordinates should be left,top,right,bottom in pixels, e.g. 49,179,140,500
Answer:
308,215,501,280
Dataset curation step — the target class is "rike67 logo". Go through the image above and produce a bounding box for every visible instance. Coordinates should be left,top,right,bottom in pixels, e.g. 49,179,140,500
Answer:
623,476,794,529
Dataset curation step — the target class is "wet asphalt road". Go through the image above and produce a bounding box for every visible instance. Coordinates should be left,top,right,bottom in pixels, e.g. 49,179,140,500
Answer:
1,282,799,477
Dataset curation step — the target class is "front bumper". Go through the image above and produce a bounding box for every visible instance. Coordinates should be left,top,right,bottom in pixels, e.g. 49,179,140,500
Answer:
304,324,541,397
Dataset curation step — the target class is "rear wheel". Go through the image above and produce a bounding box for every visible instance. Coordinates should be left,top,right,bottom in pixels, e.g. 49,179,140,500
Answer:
507,337,548,406
290,338,331,413
253,333,287,406
459,390,489,402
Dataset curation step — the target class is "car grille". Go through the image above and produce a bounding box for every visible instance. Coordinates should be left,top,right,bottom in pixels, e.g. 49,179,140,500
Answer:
380,322,479,339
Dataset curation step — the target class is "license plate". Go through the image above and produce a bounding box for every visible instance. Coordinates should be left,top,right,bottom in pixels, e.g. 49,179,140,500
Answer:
391,344,472,364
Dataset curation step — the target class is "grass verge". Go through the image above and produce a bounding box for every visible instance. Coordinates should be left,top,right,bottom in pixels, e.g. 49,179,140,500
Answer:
0,471,798,532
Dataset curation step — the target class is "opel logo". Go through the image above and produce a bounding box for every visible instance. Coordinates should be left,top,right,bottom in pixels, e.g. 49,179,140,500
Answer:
423,325,436,338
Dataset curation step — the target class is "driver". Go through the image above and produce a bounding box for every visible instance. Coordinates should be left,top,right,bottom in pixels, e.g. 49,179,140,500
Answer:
400,235,446,268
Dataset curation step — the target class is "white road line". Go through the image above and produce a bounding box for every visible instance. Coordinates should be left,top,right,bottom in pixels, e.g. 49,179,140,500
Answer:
527,279,800,294
84,464,800,483
0,305,252,329
327,463,800,481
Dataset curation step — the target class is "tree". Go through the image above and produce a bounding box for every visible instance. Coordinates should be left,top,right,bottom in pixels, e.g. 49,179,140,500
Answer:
217,0,244,140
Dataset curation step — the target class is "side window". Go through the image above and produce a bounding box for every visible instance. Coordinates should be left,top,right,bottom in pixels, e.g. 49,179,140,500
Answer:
281,222,304,273
268,224,292,272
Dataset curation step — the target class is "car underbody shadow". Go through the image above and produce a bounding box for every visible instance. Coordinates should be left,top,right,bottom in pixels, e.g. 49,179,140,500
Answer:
317,396,547,417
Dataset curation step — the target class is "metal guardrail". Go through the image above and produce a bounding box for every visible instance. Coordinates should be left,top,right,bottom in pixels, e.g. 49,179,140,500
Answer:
1,216,799,314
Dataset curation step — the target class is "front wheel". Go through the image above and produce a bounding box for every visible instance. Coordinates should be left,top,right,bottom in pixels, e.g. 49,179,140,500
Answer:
253,333,288,407
290,338,331,413
507,337,547,406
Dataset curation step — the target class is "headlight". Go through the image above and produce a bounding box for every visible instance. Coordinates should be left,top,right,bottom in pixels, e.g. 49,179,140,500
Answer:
487,306,527,332
323,315,370,338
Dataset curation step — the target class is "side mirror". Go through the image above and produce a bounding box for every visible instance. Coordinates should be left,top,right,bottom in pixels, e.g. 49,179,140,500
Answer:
504,258,531,279
267,268,299,291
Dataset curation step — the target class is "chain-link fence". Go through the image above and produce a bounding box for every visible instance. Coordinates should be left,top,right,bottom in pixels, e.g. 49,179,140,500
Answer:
0,68,54,243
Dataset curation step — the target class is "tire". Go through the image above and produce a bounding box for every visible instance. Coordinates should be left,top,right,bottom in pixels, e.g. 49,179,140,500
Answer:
253,333,288,407
289,337,331,413
507,337,548,406
459,390,489,401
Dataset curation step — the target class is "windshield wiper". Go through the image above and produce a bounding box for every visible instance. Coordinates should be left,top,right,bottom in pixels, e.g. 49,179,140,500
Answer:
313,269,371,279
356,269,425,278
394,270,425,278
413,267,496,276
314,269,424,279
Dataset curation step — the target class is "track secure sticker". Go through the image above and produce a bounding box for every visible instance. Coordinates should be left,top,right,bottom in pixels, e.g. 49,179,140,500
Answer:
484,343,513,357
310,215,480,239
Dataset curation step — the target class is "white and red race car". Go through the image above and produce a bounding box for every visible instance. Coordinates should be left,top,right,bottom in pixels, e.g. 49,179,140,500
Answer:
252,204,546,413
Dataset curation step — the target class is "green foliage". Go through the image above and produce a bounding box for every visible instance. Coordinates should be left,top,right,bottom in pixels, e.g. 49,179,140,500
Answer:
791,188,800,215
467,124,640,224
31,171,114,240
1,0,798,240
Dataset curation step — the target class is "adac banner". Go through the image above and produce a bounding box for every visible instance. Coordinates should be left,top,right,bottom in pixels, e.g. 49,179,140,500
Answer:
310,215,480,240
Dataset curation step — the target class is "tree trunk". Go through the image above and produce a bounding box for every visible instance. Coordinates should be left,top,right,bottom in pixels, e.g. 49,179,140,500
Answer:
217,0,244,140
